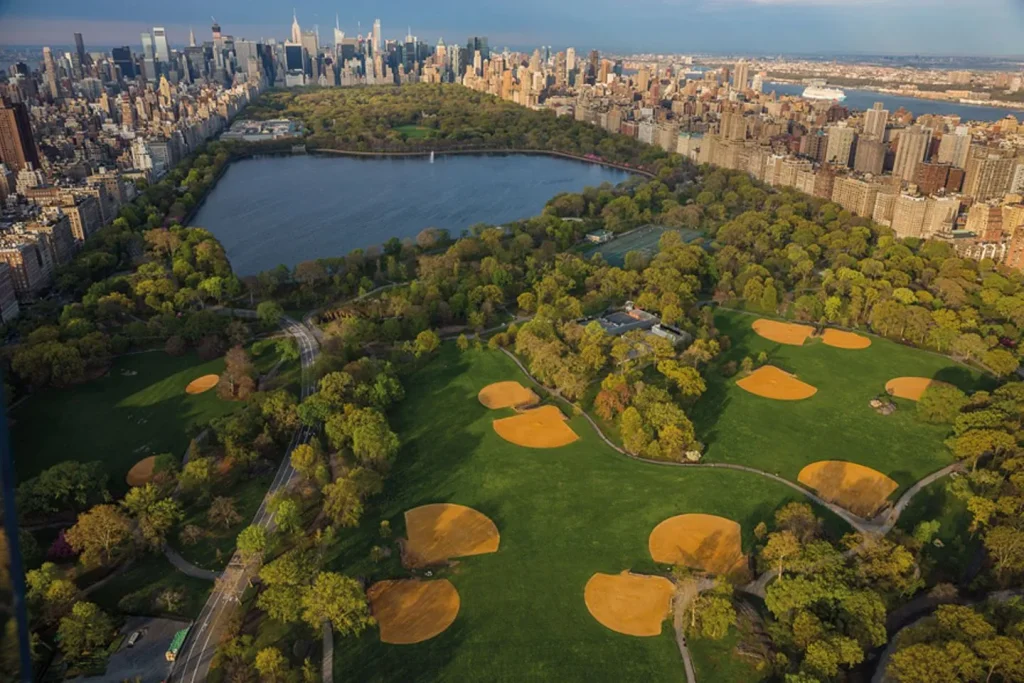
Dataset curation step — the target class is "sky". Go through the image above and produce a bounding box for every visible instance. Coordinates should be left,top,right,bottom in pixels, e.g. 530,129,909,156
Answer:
0,0,1023,57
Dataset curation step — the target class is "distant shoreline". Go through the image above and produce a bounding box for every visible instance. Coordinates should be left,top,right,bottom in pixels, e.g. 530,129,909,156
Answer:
767,79,1024,114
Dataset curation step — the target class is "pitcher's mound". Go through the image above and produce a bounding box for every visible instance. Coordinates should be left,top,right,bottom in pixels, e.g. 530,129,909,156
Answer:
737,366,817,401
126,456,156,487
185,374,219,395
478,381,540,410
649,514,747,576
492,405,580,448
368,579,460,644
798,461,898,517
402,504,500,569
822,329,871,350
885,377,953,402
584,571,674,637
752,319,814,346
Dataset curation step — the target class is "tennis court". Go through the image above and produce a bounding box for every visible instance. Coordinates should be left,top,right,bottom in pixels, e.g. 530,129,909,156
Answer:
584,225,704,266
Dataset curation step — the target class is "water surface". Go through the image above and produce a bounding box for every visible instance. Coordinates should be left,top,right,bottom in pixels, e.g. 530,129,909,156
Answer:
193,154,631,274
767,82,1024,122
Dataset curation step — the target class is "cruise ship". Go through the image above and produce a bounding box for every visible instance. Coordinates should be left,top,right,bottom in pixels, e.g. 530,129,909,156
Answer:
801,83,847,102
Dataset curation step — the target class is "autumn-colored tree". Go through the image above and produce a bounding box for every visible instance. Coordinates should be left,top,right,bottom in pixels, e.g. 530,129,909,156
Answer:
218,345,257,400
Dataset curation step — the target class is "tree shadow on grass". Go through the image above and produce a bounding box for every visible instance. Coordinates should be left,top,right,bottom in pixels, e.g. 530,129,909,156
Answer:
932,365,993,392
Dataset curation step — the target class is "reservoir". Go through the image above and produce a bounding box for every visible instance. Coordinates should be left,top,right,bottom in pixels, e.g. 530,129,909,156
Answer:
192,153,632,274
767,82,1024,123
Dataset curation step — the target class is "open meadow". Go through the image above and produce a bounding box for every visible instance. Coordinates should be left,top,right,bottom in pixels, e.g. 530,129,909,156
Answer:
327,346,844,682
691,310,989,499
11,351,237,495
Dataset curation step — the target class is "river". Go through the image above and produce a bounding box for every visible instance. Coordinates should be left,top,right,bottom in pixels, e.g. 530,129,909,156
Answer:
767,82,1024,123
192,153,631,274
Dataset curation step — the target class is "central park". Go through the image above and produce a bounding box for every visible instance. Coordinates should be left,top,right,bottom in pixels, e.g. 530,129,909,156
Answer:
6,84,1024,683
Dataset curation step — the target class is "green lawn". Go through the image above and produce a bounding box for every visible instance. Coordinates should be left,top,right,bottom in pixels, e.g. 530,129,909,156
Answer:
328,346,846,682
896,476,981,585
691,310,988,494
690,627,768,683
12,351,239,495
173,474,274,570
88,553,212,620
394,124,434,139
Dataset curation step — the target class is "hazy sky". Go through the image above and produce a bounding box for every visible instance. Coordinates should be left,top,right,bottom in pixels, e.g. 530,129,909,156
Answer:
0,0,1023,56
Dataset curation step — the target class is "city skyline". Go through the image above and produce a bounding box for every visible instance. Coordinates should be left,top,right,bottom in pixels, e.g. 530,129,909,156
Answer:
1,0,1024,56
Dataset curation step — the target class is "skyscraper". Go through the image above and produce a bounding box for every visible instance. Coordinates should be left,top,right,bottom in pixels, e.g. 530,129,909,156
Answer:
112,46,135,79
189,26,197,47
0,100,41,172
334,15,345,48
863,102,888,140
963,146,1017,201
467,36,489,61
893,125,933,182
373,19,382,57
732,59,749,90
824,124,856,168
153,27,170,63
140,31,157,82
566,47,576,73
936,126,971,168
291,11,302,44
42,47,60,99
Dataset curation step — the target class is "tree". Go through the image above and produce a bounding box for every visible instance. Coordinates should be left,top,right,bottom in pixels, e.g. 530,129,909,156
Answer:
456,334,470,351
255,647,289,682
948,429,1016,469
300,572,374,635
412,330,441,357
273,498,302,536
237,525,268,564
219,346,257,400
209,496,242,530
257,301,284,328
322,479,363,528
760,531,801,579
180,457,214,497
122,484,183,549
57,602,113,660
774,503,820,544
917,384,968,424
65,504,132,566
656,360,707,399
689,589,736,640
619,406,650,455
984,525,1024,580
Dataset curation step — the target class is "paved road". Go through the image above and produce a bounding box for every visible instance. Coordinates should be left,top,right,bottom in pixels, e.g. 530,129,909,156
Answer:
170,316,319,683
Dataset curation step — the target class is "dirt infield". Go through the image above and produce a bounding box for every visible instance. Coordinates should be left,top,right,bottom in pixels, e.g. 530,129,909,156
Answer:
368,579,460,644
492,405,580,448
648,514,747,576
752,319,815,346
125,456,156,487
402,503,500,569
798,461,899,517
583,571,675,637
885,377,953,401
477,381,540,410
821,329,872,350
185,374,219,395
736,366,817,401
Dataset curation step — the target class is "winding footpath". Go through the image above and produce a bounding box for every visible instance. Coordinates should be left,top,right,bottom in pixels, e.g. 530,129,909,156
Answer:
163,547,220,582
498,348,965,599
170,316,320,683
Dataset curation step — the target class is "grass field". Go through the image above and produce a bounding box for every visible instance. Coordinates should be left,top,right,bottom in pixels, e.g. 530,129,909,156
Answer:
12,351,239,495
689,627,768,682
690,310,989,495
394,124,435,139
327,346,846,682
583,225,704,267
88,553,212,620
896,477,980,585
173,474,274,570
